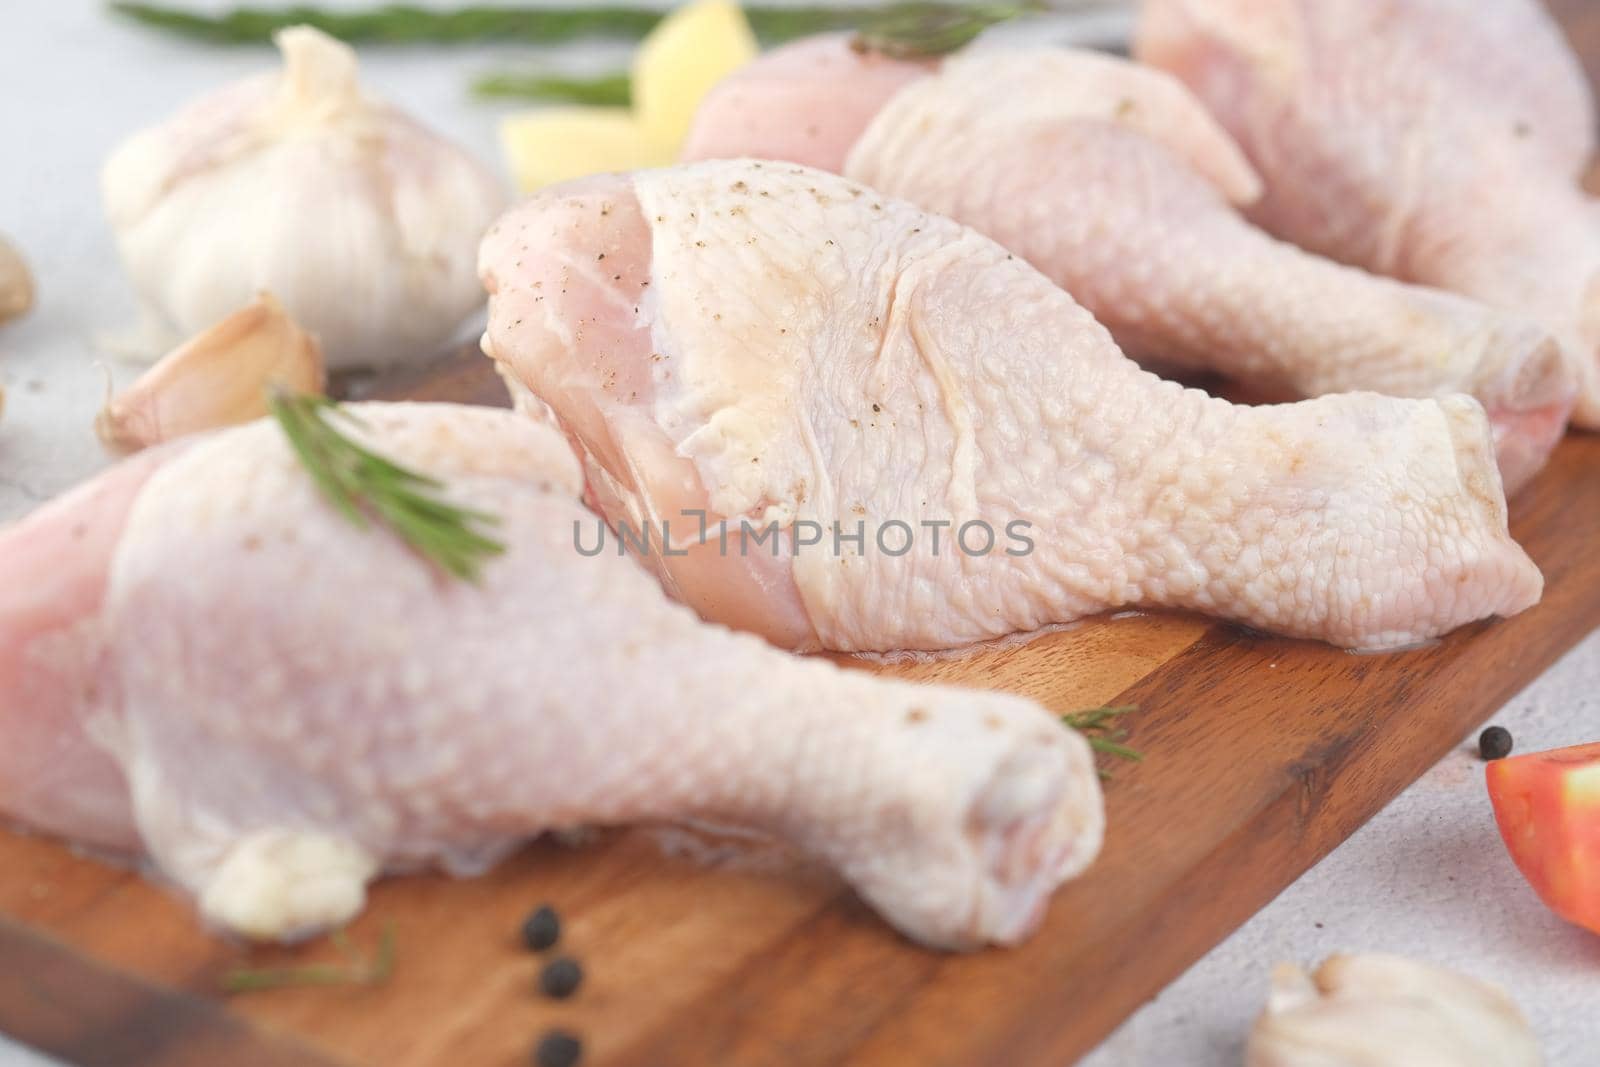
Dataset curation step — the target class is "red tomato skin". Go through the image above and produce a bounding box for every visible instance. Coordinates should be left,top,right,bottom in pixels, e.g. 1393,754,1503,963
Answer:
1487,742,1600,936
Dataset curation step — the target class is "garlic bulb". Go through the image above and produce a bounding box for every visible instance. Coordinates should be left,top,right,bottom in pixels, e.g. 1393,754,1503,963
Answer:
0,233,33,325
102,26,505,371
1248,954,1542,1067
98,293,324,453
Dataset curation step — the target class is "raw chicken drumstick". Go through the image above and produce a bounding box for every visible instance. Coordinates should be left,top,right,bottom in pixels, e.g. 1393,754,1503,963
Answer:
681,38,1575,492
0,403,1103,950
1138,0,1600,427
480,160,1542,655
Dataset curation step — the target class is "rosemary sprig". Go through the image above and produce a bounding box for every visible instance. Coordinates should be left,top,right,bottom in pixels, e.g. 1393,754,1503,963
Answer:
471,0,1046,102
471,69,633,106
110,1,660,45
108,1,1028,47
761,0,1037,48
268,389,505,582
222,926,397,993
1062,705,1143,776
851,1,1040,59
112,1,1054,104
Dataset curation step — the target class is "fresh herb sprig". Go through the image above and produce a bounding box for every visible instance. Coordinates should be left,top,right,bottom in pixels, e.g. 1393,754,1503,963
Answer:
108,1,1038,47
269,390,505,582
110,1,661,45
112,1,1059,104
471,69,633,106
1062,705,1143,776
222,926,397,993
850,1,1040,59
471,1,1045,102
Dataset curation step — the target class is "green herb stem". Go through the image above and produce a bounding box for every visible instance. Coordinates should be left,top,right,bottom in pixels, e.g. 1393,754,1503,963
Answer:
110,1,1031,46
269,390,505,582
850,1,1039,59
471,0,1046,102
471,70,633,106
111,2,661,45
222,926,397,993
1061,705,1144,775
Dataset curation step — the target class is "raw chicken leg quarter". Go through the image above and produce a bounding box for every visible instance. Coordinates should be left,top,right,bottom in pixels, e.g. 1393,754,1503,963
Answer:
0,403,1104,950
480,160,1543,654
682,37,1576,491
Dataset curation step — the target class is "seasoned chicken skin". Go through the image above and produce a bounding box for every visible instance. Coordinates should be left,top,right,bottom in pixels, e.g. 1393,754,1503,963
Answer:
682,38,1575,491
1138,0,1600,427
0,403,1103,950
480,161,1542,654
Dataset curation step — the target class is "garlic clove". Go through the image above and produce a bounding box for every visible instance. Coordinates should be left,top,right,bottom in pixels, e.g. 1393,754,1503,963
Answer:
97,293,325,453
1248,954,1542,1067
0,234,34,325
1264,960,1320,1015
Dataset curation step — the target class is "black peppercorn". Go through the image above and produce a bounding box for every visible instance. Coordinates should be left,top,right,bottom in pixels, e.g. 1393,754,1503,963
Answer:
521,905,561,952
540,956,584,999
534,1030,582,1067
1479,726,1514,761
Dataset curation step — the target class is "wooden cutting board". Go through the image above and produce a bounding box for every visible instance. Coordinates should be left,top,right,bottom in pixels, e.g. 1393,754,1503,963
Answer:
5,4,1600,1064
4,375,1599,1067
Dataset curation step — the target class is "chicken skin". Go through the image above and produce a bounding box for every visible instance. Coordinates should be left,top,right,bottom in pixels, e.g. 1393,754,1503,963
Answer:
682,37,1575,491
0,403,1103,950
480,160,1542,655
1138,0,1600,427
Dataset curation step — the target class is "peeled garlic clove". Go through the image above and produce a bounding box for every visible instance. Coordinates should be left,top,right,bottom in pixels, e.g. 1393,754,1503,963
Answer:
1248,954,1542,1067
101,26,505,371
0,234,34,325
97,293,324,453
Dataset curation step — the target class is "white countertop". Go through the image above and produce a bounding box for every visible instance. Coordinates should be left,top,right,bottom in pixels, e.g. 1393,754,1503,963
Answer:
2,3,1597,1064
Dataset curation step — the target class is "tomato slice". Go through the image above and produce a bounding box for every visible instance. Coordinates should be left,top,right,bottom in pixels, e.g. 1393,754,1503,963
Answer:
1487,741,1600,936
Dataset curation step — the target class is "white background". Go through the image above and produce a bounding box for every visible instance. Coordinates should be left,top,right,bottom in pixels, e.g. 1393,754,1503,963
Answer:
1,2,1597,1064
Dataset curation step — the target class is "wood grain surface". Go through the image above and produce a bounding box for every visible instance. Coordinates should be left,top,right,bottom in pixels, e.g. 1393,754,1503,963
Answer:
4,437,1597,1067
3,4,1599,1065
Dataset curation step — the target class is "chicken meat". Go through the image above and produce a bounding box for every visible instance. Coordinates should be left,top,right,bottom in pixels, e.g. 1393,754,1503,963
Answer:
1138,0,1600,427
0,402,1104,950
480,160,1542,655
681,37,1575,491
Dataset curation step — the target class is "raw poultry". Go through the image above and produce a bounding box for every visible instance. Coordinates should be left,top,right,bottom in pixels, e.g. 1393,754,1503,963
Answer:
0,403,1103,950
480,160,1543,655
1139,0,1600,426
681,37,1576,490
